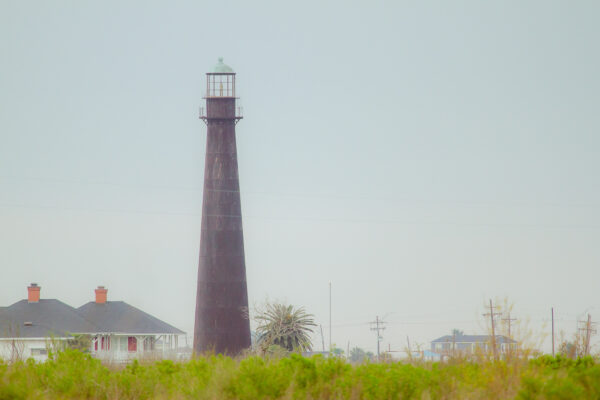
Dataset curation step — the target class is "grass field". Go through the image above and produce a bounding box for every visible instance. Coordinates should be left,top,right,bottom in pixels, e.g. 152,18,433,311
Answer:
1,350,599,399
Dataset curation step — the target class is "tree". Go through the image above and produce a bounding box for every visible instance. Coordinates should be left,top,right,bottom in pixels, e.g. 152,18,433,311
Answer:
254,302,316,352
330,344,344,357
452,329,464,337
558,329,587,359
349,347,367,363
558,340,577,359
66,334,92,353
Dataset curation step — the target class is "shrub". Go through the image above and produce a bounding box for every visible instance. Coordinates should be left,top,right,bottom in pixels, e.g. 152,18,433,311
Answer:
0,350,599,399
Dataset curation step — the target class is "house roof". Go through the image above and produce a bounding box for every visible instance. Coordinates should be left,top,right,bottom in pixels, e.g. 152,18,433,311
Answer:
432,334,517,344
77,301,184,335
0,300,99,338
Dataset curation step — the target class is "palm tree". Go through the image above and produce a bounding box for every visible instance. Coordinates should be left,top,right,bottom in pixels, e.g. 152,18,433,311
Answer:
254,302,316,352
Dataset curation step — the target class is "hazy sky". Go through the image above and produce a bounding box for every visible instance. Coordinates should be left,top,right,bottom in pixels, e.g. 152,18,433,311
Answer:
1,1,599,354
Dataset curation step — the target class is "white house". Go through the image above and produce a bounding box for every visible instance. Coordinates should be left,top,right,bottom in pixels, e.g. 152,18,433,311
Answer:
431,333,518,359
77,286,184,362
0,284,98,362
0,284,184,362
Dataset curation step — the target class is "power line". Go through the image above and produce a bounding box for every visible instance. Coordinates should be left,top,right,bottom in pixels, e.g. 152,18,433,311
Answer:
1,175,599,209
0,175,203,192
331,316,586,329
1,203,599,230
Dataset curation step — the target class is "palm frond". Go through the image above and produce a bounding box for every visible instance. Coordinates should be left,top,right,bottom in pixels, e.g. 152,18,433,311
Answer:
254,302,316,352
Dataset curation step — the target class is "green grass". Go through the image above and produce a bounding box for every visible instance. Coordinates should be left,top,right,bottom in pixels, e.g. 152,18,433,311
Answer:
0,350,599,399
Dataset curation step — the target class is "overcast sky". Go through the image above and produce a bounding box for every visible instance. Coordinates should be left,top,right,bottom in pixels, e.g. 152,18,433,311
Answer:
1,0,599,354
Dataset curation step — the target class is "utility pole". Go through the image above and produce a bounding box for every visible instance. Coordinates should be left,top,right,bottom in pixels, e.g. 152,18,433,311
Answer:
501,313,517,356
406,336,412,359
551,307,555,357
370,316,386,362
452,329,456,357
329,282,332,354
320,324,325,353
347,341,350,360
483,299,502,360
578,314,597,356
502,313,517,338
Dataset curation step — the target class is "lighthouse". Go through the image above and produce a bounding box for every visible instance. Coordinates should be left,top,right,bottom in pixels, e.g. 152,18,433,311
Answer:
194,58,251,355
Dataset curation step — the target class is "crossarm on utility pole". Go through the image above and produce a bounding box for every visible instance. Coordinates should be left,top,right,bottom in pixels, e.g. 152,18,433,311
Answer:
483,299,502,360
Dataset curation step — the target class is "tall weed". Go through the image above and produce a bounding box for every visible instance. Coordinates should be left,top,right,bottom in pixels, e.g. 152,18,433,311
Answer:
0,350,598,399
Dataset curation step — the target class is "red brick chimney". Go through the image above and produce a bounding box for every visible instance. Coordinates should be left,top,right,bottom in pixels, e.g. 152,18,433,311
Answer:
27,283,40,303
95,286,108,304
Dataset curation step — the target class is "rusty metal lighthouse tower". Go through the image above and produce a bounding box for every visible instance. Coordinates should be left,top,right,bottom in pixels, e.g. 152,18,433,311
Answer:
194,58,250,355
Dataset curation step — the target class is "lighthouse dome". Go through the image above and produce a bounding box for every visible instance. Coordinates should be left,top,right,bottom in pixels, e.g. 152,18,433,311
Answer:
212,57,234,73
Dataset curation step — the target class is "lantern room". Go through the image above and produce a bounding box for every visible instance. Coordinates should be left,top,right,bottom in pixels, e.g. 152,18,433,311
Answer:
206,57,236,98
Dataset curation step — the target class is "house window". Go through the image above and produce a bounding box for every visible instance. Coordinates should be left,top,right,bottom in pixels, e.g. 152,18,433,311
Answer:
94,340,98,351
101,337,105,350
128,337,137,352
31,348,47,356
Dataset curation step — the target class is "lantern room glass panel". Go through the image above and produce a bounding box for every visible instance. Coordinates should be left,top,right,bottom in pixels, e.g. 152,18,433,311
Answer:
206,74,235,97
